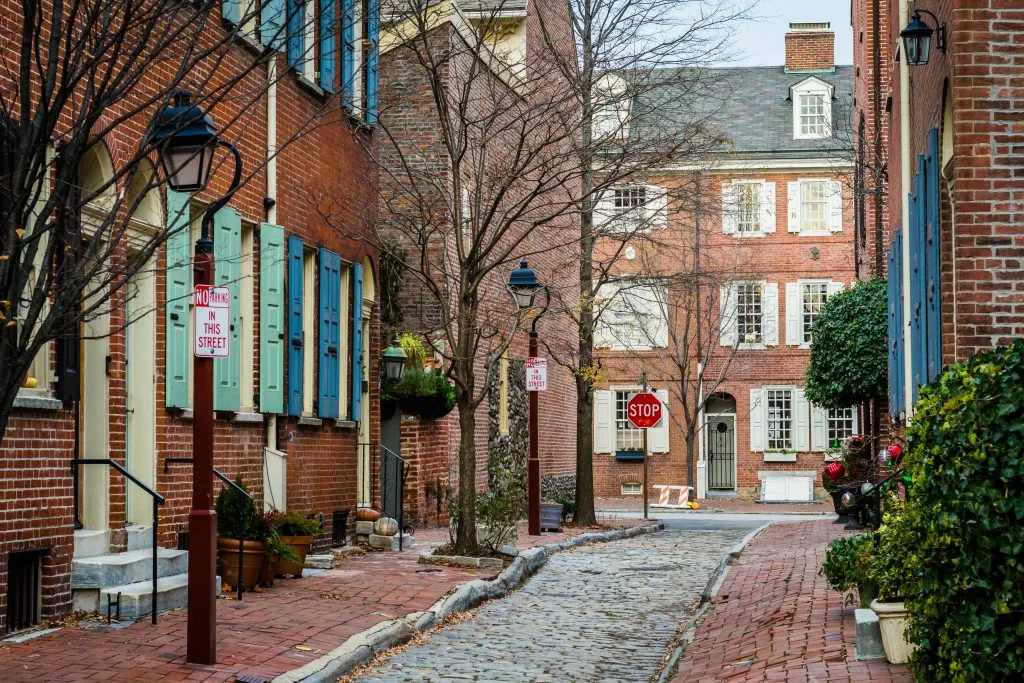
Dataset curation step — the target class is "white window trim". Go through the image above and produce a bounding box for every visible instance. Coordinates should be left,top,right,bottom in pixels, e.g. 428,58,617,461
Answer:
735,280,766,350
240,223,256,411
727,179,768,237
791,78,833,140
353,0,365,117
302,0,316,80
339,265,351,420
796,278,830,349
611,385,644,453
302,247,316,416
763,385,796,454
790,177,836,236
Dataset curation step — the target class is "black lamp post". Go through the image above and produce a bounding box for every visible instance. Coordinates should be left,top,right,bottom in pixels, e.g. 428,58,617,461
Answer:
381,338,408,382
152,89,243,666
900,10,946,66
507,259,549,536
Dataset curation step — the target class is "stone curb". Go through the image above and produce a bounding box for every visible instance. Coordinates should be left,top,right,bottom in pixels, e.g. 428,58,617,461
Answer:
271,522,664,683
655,522,772,683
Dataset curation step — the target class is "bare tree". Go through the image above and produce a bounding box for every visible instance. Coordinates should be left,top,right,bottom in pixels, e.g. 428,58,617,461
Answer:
533,0,750,524
0,0,345,442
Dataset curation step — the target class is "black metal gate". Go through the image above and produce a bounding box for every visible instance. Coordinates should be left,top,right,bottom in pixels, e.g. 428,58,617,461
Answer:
707,416,736,490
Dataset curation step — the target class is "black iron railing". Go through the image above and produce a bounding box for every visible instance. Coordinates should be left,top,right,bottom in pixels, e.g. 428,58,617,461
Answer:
164,458,251,601
71,459,165,624
379,445,409,551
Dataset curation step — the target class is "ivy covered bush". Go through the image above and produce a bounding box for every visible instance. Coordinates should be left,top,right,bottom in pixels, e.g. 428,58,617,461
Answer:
903,341,1024,681
821,533,875,606
805,278,888,408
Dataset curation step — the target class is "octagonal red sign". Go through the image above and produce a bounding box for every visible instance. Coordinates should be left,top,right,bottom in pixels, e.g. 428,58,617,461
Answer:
627,392,662,429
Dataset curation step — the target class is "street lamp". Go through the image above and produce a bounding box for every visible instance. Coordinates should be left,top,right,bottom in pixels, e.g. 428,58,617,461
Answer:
152,89,243,666
507,259,549,536
381,338,408,382
900,10,946,66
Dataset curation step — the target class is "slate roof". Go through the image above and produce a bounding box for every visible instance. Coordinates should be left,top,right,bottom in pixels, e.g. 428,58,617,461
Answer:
629,65,854,160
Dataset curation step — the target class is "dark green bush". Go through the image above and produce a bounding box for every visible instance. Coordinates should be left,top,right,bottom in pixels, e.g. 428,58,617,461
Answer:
805,278,888,408
903,341,1024,681
821,533,874,594
215,477,257,540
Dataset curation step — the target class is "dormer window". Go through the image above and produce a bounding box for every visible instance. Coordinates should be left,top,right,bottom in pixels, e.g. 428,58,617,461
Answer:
790,77,834,140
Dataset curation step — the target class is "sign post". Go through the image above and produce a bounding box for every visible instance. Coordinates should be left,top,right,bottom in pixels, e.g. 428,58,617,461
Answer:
627,374,662,520
526,354,546,535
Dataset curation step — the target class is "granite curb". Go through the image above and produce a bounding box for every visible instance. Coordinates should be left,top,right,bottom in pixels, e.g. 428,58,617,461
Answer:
271,522,664,683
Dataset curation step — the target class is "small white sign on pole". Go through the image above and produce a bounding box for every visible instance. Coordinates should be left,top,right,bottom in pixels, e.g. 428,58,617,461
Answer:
525,357,547,391
193,284,231,358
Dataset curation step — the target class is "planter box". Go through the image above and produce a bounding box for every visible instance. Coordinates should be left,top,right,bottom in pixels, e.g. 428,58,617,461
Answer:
540,503,563,532
870,600,917,665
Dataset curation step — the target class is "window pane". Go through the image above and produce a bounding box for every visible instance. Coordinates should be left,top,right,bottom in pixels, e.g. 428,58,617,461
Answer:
737,283,763,344
828,407,857,446
766,389,792,450
800,180,828,232
737,183,761,233
615,390,643,450
801,282,829,344
800,93,826,136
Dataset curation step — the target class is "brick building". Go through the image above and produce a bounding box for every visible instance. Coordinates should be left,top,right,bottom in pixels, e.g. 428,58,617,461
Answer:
591,23,858,502
375,0,579,526
880,1,1024,419
1,1,381,632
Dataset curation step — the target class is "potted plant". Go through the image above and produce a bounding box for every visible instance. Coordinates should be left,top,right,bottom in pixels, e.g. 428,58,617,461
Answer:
255,512,299,587
271,510,322,577
386,367,456,420
868,506,918,664
215,478,265,591
820,533,875,608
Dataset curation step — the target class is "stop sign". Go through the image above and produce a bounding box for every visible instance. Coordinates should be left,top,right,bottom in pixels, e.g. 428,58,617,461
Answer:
627,392,663,429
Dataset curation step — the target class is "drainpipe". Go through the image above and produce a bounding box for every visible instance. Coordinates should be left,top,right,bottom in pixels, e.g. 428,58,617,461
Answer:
899,0,913,417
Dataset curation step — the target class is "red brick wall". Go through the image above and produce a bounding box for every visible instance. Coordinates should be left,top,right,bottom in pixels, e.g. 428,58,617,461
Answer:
785,29,836,72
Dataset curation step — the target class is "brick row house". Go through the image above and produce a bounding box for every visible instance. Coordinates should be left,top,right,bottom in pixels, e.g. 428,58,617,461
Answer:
864,0,1024,419
591,24,861,502
1,0,382,632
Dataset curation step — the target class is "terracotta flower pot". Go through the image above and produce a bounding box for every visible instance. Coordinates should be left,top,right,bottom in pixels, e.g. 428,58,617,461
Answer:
274,535,312,577
217,538,266,590
258,556,276,587
871,599,917,664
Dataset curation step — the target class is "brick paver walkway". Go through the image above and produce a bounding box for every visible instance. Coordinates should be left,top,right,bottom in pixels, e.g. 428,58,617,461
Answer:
597,497,832,515
672,520,914,682
0,521,642,682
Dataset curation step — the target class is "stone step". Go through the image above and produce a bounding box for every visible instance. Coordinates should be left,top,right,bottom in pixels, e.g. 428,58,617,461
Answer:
96,574,222,621
73,529,109,559
126,525,155,551
72,548,188,589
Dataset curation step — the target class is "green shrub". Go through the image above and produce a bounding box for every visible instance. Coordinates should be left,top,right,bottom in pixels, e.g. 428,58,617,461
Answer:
215,477,258,540
821,533,874,596
273,509,323,537
805,278,888,408
903,341,1024,681
868,504,918,602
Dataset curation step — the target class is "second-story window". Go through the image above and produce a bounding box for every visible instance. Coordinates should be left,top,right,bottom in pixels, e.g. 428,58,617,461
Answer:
801,281,828,344
800,180,829,232
614,186,646,228
799,93,827,137
736,282,763,345
737,182,761,233
722,180,775,236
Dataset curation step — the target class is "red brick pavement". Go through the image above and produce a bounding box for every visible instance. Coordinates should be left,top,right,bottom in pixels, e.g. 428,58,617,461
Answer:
672,520,914,683
0,521,642,682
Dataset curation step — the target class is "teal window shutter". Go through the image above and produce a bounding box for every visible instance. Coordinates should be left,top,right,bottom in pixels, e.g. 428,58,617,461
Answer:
341,0,355,108
260,224,286,414
287,0,304,70
223,0,240,23
318,249,341,418
213,207,242,412
351,261,363,420
261,0,286,49
924,127,942,383
366,0,379,123
287,236,304,415
165,189,191,408
319,0,336,92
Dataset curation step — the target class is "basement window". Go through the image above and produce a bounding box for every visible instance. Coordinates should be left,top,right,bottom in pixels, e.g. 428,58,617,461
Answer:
621,482,642,496
5,550,43,634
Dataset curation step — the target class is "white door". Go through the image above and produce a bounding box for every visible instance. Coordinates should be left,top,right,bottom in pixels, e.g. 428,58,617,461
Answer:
125,265,157,525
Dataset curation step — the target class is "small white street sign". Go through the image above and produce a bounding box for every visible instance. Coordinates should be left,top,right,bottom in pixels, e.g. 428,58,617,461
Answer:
526,357,547,391
194,284,230,358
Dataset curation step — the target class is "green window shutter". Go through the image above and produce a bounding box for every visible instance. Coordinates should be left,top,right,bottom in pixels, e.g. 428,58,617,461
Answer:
165,189,191,408
213,207,242,412
259,223,286,414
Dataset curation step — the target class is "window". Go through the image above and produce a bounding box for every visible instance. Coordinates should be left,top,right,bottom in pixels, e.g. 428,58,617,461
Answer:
828,407,857,445
766,388,793,451
615,390,643,451
595,280,668,350
736,182,761,233
799,93,827,137
239,0,258,39
790,77,833,140
800,180,829,232
736,283,763,345
302,247,316,415
801,282,828,344
240,223,255,410
621,482,642,496
339,265,350,419
613,186,646,228
788,178,842,234
287,0,316,78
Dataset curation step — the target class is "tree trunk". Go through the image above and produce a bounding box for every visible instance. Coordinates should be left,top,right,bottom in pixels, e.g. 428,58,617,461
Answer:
685,425,697,497
453,399,479,554
574,132,597,526
574,373,596,525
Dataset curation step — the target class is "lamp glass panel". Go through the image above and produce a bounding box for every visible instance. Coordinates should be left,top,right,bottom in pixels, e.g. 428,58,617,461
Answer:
513,290,536,309
164,144,207,191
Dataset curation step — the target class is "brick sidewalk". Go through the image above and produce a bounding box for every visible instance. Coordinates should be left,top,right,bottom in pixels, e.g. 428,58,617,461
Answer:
596,497,833,515
0,521,639,682
671,520,913,682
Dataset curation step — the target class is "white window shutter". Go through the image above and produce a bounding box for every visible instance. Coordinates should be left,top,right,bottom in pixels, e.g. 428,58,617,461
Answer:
788,181,801,232
650,389,670,453
719,284,737,347
763,282,779,346
793,389,810,452
828,180,843,232
760,181,776,233
852,405,860,435
749,388,765,452
648,185,667,228
810,403,828,451
785,283,800,346
648,284,669,348
593,192,614,232
827,280,845,297
593,390,614,453
721,182,737,234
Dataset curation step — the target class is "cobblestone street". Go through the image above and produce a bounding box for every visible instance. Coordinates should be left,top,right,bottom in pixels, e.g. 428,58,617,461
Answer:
356,528,746,682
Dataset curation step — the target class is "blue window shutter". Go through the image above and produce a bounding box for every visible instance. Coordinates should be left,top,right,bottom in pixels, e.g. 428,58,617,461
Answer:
925,127,942,383
260,224,286,414
896,228,906,417
913,160,928,402
213,208,242,412
287,236,304,416
887,238,898,418
341,0,355,108
165,190,191,408
223,0,240,24
261,0,286,49
287,0,304,70
319,0,336,92
318,249,341,418
351,262,363,420
366,0,379,123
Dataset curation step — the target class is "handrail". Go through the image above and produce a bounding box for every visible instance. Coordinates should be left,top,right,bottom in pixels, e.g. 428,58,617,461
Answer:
71,458,165,625
164,458,251,601
380,445,409,551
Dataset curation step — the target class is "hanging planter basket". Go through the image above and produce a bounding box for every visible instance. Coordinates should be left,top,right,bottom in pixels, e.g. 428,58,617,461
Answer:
381,396,398,420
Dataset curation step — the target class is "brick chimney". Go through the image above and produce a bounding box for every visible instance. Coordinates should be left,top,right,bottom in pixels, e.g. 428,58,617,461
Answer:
785,22,835,73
